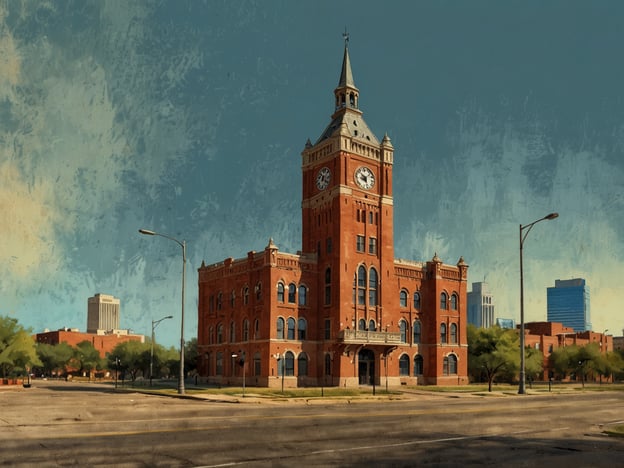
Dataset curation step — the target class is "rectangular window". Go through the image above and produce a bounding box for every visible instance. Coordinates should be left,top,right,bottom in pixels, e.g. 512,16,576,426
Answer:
356,235,365,252
324,285,331,305
324,319,331,340
368,237,377,254
369,211,373,224
326,237,332,253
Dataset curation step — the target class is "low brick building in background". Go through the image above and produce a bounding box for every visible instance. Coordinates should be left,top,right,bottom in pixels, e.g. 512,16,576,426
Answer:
35,328,144,359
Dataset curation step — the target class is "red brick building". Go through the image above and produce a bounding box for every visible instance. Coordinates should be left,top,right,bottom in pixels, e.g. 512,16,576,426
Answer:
197,42,469,388
35,328,144,359
522,321,612,380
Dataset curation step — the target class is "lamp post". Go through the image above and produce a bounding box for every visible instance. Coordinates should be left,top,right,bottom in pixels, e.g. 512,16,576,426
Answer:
139,228,186,395
150,315,173,386
519,212,558,394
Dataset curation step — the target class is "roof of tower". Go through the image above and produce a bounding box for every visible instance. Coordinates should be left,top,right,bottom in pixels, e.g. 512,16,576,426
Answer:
315,41,379,145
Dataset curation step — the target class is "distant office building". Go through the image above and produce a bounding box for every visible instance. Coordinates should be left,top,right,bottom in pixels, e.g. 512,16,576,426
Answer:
468,282,495,328
547,279,591,332
87,293,120,333
496,318,516,329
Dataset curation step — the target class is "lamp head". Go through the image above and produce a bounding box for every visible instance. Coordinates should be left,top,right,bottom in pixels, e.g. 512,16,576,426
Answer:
545,213,558,220
139,229,156,235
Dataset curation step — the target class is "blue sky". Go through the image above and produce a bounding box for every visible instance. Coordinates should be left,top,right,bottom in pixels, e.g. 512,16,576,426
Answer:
1,1,622,347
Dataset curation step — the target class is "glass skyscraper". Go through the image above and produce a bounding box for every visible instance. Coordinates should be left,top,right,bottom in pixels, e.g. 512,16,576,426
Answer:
547,278,591,332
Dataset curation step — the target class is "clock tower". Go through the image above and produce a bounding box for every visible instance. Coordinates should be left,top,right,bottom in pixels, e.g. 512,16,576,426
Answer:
302,39,396,344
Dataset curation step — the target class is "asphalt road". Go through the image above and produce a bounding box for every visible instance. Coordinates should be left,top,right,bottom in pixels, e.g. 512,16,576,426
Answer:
1,381,623,467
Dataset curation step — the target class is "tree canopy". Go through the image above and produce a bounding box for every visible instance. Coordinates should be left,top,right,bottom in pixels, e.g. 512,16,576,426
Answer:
0,316,41,378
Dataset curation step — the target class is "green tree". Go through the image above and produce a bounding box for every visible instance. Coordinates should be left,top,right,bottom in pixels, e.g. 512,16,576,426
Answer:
72,341,104,380
185,337,199,375
36,342,74,377
468,325,520,391
108,340,151,382
0,316,41,378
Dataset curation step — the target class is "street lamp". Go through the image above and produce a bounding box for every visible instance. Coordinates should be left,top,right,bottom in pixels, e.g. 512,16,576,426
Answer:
150,315,173,386
232,352,246,397
519,212,558,394
139,228,187,395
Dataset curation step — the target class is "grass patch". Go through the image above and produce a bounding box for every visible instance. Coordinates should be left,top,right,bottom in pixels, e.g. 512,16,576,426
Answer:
604,425,624,438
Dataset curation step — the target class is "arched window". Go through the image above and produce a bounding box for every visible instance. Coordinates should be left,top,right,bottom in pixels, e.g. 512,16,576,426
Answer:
243,286,249,305
217,323,224,344
298,353,308,376
255,282,262,300
209,326,214,345
298,318,307,340
229,321,235,342
276,317,284,339
285,351,295,376
440,323,447,344
242,319,250,341
444,354,458,375
358,318,366,331
253,352,261,376
288,283,296,303
217,291,223,310
324,268,331,305
399,320,407,343
368,267,378,306
450,323,458,344
414,355,423,375
216,352,223,375
450,293,458,310
399,354,410,376
357,265,366,305
277,283,285,302
369,319,376,332
400,290,408,308
298,285,307,306
287,317,296,340
440,292,448,310
413,292,421,309
413,320,421,344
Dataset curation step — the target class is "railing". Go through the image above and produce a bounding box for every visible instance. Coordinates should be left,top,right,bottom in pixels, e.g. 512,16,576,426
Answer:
338,329,403,345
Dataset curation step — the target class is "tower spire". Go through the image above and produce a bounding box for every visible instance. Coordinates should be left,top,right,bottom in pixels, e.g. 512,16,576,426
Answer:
338,30,356,90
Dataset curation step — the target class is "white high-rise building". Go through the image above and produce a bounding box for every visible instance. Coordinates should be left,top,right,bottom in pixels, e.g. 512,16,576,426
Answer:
467,282,495,328
87,293,120,333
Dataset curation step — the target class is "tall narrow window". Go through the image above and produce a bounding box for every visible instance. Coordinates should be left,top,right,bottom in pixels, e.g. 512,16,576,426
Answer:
440,292,448,310
413,292,421,309
368,237,377,254
216,352,223,375
414,355,423,375
368,319,376,331
255,282,262,300
324,268,331,305
242,319,249,341
217,324,224,344
254,319,260,340
288,283,296,303
324,353,331,375
277,283,285,302
440,323,447,344
450,323,457,344
413,320,421,344
276,317,284,339
326,237,332,253
287,317,295,340
356,235,365,252
298,285,307,306
357,265,366,305
298,353,308,376
399,354,410,376
400,290,408,307
358,319,366,330
253,352,261,376
285,351,295,376
368,267,378,306
324,318,331,340
243,286,249,305
229,321,235,343
450,293,458,310
298,318,307,340
399,320,407,343
230,290,235,308
217,292,223,311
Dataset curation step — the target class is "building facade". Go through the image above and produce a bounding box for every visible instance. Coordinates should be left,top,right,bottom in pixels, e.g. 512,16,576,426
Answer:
35,328,144,360
547,279,591,332
197,42,469,388
467,282,495,328
87,293,121,333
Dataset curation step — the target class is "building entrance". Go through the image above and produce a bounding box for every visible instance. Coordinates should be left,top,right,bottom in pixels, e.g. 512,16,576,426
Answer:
358,349,375,385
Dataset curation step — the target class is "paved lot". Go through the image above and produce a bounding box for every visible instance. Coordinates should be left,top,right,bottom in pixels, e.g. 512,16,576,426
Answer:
1,380,623,467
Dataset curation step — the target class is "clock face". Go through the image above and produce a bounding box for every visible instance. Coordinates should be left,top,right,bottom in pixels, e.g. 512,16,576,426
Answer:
316,167,331,190
355,166,375,190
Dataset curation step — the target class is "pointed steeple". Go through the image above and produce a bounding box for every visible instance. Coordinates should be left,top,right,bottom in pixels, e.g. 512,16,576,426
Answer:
333,31,359,113
338,41,356,90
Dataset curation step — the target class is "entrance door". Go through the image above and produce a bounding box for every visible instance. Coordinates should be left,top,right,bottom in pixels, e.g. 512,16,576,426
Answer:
358,349,375,385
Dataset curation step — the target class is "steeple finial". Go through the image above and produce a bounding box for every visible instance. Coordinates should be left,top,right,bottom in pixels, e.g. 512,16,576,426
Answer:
342,27,349,46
